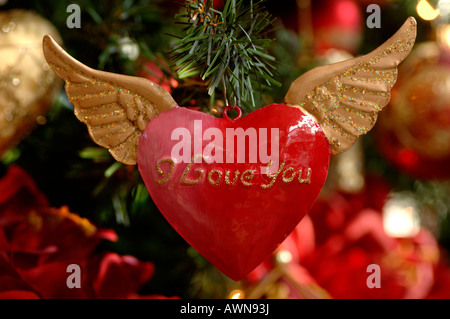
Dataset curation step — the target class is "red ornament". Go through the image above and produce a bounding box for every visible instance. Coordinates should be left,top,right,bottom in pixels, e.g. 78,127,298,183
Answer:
42,18,416,281
244,179,450,299
137,104,330,280
137,59,178,94
182,0,225,10
212,0,225,10
312,0,363,54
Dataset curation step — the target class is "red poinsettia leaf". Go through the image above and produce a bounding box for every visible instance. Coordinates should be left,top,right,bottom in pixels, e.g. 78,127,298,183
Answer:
0,166,48,227
19,259,91,299
7,206,118,265
0,253,39,297
92,253,154,299
0,290,40,299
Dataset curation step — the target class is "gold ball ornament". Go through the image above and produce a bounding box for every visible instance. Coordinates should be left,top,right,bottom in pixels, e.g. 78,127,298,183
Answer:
376,42,450,179
0,10,62,156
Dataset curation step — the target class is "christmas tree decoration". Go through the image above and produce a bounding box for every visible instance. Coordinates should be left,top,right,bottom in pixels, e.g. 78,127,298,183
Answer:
311,0,363,55
285,17,416,156
117,36,140,61
243,178,450,299
0,10,62,157
42,14,416,281
376,41,450,179
137,58,178,93
302,209,443,299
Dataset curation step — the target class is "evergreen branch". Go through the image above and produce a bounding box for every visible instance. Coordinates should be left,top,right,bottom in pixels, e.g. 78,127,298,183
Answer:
171,0,279,111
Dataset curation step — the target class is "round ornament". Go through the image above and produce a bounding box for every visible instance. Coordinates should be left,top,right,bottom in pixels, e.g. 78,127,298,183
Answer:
312,0,363,55
137,58,178,93
376,42,450,179
0,10,62,156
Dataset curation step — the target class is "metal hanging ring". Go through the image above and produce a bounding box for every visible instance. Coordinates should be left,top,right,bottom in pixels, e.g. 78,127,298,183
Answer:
222,105,242,122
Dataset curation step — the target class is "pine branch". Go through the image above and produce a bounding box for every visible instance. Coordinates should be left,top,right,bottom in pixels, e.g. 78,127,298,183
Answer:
171,0,280,112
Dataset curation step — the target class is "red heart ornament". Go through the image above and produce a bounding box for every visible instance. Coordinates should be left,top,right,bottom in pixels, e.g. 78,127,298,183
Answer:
137,103,330,281
42,17,417,282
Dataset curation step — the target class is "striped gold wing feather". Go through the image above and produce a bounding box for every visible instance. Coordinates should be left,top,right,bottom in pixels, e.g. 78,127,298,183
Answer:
285,17,417,155
42,35,177,165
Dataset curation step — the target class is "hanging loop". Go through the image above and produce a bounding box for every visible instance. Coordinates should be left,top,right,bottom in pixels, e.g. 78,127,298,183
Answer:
222,105,242,122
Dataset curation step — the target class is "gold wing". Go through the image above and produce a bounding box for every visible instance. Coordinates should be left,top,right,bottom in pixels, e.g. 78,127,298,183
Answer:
285,17,417,155
42,35,177,165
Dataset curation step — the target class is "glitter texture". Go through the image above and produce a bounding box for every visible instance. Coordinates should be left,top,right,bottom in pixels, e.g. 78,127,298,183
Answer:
240,169,255,187
156,158,175,184
282,167,296,183
285,17,417,156
43,35,177,165
298,168,312,184
225,170,240,185
181,155,204,185
208,169,223,185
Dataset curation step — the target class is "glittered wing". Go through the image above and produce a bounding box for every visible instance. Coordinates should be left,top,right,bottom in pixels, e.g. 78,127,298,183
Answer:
285,17,417,156
42,35,177,165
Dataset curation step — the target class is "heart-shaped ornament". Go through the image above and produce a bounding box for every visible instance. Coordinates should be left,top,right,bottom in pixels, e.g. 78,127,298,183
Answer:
42,17,416,281
137,104,330,280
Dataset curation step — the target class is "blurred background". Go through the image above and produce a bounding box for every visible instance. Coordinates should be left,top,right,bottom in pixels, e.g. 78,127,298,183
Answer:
0,0,450,299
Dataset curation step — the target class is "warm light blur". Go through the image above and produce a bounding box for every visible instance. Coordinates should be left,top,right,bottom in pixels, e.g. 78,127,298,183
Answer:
417,0,440,21
276,250,293,264
439,0,450,17
383,194,421,238
229,289,244,299
437,24,450,49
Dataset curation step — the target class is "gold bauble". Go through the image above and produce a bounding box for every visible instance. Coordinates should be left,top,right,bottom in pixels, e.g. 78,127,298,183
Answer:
376,42,450,179
380,42,450,160
0,9,62,156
